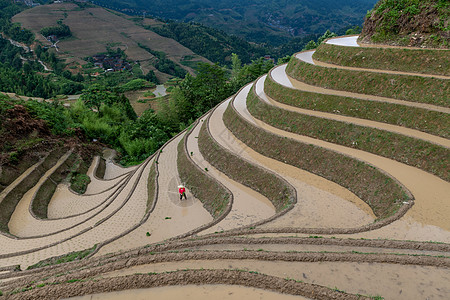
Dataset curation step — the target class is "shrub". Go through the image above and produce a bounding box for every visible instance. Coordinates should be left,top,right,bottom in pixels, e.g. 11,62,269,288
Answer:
70,173,91,194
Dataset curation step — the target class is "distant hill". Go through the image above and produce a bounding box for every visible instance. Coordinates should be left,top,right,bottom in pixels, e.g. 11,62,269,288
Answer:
91,0,377,46
360,0,449,48
12,2,211,81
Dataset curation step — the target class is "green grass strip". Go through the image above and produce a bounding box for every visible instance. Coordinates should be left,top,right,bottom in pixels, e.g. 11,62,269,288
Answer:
146,161,157,213
286,56,449,107
198,121,294,212
314,43,450,76
0,148,65,233
177,135,230,218
264,75,449,138
26,244,97,270
251,87,449,181
223,99,410,219
32,153,78,219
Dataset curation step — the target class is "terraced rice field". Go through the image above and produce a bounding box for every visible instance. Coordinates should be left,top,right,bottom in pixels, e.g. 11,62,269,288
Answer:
0,36,449,299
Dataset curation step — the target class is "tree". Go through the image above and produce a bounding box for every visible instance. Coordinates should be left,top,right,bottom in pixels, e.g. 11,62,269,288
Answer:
80,84,136,120
231,53,241,81
317,30,337,44
80,84,116,112
303,40,317,50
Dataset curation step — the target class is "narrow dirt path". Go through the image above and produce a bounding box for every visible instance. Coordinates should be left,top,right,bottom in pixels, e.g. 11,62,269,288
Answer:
263,74,450,148
69,285,307,300
186,114,276,234
273,64,450,114
211,91,375,228
312,57,450,79
309,36,450,79
95,134,212,257
193,242,449,257
233,84,450,233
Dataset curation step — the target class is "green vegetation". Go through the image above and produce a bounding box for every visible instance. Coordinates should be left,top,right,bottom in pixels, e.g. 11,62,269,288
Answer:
363,0,449,47
0,149,65,233
27,244,97,270
71,173,91,194
286,57,450,107
223,100,409,219
313,42,450,76
0,0,34,45
147,21,268,66
248,86,449,181
264,76,449,138
177,136,230,218
95,0,374,46
0,37,84,98
198,121,294,213
23,99,79,135
146,161,157,213
302,30,337,50
116,78,155,93
138,43,187,78
40,20,72,39
32,153,79,219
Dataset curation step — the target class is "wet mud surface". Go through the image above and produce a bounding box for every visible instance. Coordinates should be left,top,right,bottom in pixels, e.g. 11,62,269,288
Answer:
1,36,448,300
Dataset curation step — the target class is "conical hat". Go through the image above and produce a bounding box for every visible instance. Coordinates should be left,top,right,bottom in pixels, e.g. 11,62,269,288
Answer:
178,185,184,188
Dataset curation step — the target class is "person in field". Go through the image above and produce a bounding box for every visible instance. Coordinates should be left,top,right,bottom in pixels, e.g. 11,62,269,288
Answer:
178,185,187,200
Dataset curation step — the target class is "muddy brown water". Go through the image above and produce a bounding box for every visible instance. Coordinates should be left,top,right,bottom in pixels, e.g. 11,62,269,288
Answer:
209,98,375,230
66,285,308,300
102,149,136,180
95,134,213,257
186,115,276,234
232,83,450,233
8,151,74,237
101,260,450,300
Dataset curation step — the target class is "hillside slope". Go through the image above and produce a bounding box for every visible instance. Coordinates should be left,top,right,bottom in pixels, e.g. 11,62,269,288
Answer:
359,0,449,48
12,2,211,81
92,0,377,45
0,35,448,300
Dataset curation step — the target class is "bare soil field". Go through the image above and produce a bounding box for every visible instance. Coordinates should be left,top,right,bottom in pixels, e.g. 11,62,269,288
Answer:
12,2,210,78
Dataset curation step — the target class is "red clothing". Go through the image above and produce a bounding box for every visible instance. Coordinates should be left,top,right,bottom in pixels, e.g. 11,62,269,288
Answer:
179,187,185,194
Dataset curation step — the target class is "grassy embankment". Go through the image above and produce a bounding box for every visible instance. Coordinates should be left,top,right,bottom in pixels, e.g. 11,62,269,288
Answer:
313,43,450,76
286,57,449,107
32,153,79,219
223,100,410,219
95,158,106,179
69,155,93,194
177,135,230,218
198,121,295,213
33,152,101,218
26,244,97,270
248,87,449,181
146,161,157,213
361,0,449,48
264,75,449,138
0,149,67,233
